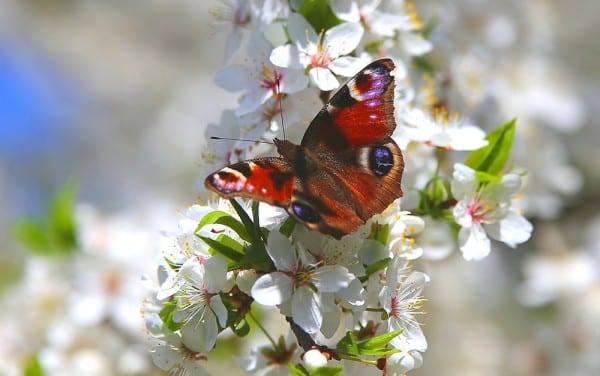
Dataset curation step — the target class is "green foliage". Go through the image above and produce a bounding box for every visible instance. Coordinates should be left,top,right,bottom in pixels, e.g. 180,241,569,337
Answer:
159,300,183,331
24,354,45,376
417,175,450,218
289,364,343,376
465,119,516,175
12,181,78,256
362,257,391,282
297,0,341,34
336,330,402,357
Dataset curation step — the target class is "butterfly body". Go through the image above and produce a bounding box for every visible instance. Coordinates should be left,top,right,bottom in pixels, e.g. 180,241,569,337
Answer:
206,59,404,239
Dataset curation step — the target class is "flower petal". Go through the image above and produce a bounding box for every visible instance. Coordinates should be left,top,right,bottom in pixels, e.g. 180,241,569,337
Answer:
288,13,318,47
486,211,533,247
292,286,322,334
323,22,364,57
214,65,252,92
312,265,352,292
309,67,339,91
458,224,491,261
266,230,296,271
329,55,369,77
251,272,293,305
270,44,303,69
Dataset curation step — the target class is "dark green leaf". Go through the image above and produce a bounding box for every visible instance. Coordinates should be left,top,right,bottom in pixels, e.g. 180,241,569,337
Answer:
279,216,296,237
355,347,399,356
200,235,244,264
164,257,182,272
241,243,273,272
465,119,516,175
297,0,341,34
231,318,251,337
159,300,182,331
229,199,264,243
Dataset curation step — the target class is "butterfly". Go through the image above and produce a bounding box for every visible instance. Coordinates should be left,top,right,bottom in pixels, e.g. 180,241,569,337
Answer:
205,59,404,239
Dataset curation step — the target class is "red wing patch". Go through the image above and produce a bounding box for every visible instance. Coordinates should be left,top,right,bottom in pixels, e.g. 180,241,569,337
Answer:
205,158,294,207
301,59,396,150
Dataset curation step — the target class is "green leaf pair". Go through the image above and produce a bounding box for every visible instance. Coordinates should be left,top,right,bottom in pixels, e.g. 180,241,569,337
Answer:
465,118,517,177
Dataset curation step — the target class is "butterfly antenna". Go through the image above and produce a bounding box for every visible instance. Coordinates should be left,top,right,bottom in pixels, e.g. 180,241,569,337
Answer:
210,136,273,145
275,75,286,141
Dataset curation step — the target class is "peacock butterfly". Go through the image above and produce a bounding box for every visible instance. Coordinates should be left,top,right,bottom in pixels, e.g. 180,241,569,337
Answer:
205,59,404,239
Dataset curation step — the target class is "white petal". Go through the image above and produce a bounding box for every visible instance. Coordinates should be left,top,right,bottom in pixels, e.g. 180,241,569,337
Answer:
338,278,366,308
312,266,352,292
280,69,309,94
323,22,364,57
287,13,318,47
151,343,181,371
203,255,228,293
210,295,229,328
292,286,322,334
180,314,215,353
266,231,296,271
485,211,533,247
329,55,369,77
401,32,433,56
214,65,252,92
251,272,293,305
330,0,360,23
224,30,243,63
235,88,272,116
451,163,478,199
458,224,491,261
309,67,339,91
368,11,411,37
270,44,304,69
447,125,488,151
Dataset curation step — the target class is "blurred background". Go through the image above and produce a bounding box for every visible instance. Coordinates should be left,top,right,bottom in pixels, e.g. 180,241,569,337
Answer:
0,0,599,375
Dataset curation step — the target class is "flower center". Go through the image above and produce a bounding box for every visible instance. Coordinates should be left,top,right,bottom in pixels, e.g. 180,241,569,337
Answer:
310,45,331,68
259,65,283,93
467,200,488,223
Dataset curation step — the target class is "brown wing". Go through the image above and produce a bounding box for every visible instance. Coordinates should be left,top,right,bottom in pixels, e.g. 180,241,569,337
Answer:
288,139,404,239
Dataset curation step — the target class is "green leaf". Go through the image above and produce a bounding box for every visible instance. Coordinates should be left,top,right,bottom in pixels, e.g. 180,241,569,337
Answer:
24,354,45,376
164,257,182,272
279,216,296,237
412,55,436,74
363,258,391,280
297,0,341,34
289,363,310,376
159,300,182,331
336,331,359,356
357,329,404,350
241,243,273,272
200,235,244,264
229,199,264,244
465,119,516,175
231,318,251,337
474,170,502,184
310,366,343,376
12,181,78,256
196,210,251,243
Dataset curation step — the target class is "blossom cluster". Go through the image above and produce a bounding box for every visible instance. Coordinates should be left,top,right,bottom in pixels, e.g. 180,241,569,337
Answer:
143,1,535,375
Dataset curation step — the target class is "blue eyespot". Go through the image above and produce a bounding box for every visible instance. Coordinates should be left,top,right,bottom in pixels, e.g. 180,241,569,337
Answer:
292,201,320,223
370,146,393,176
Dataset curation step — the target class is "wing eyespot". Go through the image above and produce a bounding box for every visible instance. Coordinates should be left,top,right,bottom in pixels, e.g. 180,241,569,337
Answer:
291,201,321,223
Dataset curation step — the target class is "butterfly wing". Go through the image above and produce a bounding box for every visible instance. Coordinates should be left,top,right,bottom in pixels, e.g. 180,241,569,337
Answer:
301,59,397,151
286,59,403,238
205,158,294,208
